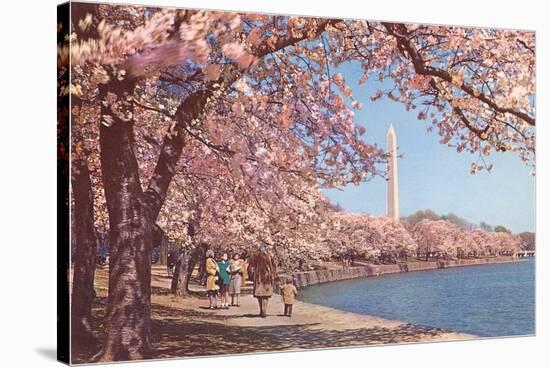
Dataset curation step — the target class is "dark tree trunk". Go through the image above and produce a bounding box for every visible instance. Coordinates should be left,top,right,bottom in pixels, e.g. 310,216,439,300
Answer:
152,223,165,265
171,251,190,296
171,243,208,296
170,255,180,294
93,77,153,362
197,258,207,285
159,237,168,266
92,76,213,362
71,161,98,343
192,243,208,286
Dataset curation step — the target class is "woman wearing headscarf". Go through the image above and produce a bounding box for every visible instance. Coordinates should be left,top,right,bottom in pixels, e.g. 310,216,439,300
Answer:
205,249,220,309
248,244,279,318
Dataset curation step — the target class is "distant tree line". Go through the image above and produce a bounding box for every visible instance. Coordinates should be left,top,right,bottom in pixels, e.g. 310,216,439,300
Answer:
401,210,534,252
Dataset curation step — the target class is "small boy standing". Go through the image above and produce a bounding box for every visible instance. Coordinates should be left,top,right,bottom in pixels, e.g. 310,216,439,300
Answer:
280,278,298,317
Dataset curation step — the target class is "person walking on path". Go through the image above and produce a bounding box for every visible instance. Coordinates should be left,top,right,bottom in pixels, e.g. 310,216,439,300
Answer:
249,244,279,318
229,252,244,306
217,252,231,309
205,249,220,309
279,278,298,317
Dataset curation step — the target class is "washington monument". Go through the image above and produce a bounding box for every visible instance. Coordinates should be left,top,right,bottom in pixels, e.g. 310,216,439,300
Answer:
386,124,400,222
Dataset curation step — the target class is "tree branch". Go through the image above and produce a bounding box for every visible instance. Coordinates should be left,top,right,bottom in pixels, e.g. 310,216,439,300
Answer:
382,22,535,126
143,19,339,219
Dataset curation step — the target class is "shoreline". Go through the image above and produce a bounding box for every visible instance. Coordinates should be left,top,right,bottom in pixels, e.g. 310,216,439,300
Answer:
286,256,523,289
181,256,524,296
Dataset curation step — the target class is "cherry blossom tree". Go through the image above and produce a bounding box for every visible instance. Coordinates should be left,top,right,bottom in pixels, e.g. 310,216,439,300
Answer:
411,220,465,259
157,147,334,274
326,213,379,261
323,214,417,263
412,220,522,259
367,216,418,261
518,231,535,251
488,231,522,256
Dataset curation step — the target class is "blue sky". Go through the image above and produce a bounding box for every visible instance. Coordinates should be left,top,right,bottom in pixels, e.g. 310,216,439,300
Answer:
322,63,535,233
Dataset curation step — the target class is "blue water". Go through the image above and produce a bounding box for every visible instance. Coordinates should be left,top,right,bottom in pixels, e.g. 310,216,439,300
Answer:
299,258,535,337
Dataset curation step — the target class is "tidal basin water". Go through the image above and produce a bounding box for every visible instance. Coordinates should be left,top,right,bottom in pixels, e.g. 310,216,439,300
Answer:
299,258,535,337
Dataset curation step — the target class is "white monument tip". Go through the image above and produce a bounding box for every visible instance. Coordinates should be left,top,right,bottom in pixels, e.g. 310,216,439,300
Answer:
387,123,395,135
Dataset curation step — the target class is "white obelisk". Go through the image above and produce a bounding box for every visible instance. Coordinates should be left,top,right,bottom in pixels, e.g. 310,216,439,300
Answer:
386,124,400,222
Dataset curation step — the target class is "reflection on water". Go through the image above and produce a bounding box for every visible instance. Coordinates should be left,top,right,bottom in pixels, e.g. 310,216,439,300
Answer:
299,258,535,337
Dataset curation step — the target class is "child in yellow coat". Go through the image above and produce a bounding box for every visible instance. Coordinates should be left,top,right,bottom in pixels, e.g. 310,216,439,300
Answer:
279,278,298,317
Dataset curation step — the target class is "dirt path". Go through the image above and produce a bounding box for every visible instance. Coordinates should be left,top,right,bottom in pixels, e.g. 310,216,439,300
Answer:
72,266,475,363
147,292,474,360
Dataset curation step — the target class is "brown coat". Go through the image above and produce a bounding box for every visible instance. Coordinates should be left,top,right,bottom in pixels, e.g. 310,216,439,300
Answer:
280,284,298,304
249,252,278,298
